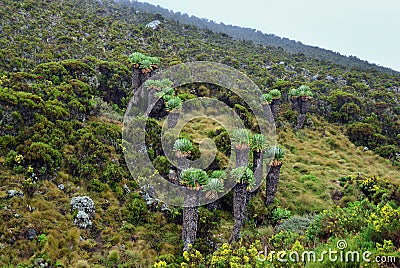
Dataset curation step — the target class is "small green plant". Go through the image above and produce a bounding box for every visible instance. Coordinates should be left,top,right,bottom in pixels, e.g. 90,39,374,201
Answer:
266,146,284,164
269,89,282,99
180,168,208,188
231,128,250,150
261,93,273,104
129,52,147,67
290,85,313,98
272,207,292,222
203,178,224,199
129,52,160,70
210,170,227,181
166,97,182,112
37,234,48,243
173,138,193,158
251,134,267,152
231,167,255,188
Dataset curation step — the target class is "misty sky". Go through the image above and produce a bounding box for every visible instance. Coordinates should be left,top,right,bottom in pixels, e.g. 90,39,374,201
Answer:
137,0,400,72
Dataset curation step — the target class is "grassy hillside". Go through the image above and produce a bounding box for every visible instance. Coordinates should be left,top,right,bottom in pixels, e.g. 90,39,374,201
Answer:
0,0,399,267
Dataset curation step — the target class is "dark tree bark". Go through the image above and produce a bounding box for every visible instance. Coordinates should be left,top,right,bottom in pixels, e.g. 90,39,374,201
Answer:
235,147,249,168
265,163,282,207
229,147,250,243
291,97,312,131
182,191,199,251
167,112,180,129
132,67,141,92
139,69,153,85
177,156,189,177
229,182,248,243
207,200,219,211
248,151,263,200
295,113,307,131
270,99,281,122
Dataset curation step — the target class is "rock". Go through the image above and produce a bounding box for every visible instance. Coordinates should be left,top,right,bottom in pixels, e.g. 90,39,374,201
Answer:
145,20,161,30
123,184,131,194
26,228,37,241
27,205,35,212
7,190,24,198
58,184,65,191
326,75,335,82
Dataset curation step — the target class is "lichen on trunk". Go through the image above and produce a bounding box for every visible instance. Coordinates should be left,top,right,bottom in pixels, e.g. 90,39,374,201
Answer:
182,191,199,251
265,163,282,206
229,182,248,243
270,98,280,122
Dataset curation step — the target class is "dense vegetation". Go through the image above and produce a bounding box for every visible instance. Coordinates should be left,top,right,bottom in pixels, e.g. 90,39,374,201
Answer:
120,0,399,75
0,0,399,267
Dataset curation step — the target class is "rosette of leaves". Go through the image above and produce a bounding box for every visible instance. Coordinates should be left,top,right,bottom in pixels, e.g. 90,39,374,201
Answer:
251,134,267,152
166,96,182,113
261,93,273,105
173,138,193,158
266,146,284,166
129,52,146,68
149,56,161,69
140,59,153,73
180,168,208,189
231,128,250,150
203,170,227,199
290,85,313,99
231,167,255,188
155,87,175,101
269,89,282,99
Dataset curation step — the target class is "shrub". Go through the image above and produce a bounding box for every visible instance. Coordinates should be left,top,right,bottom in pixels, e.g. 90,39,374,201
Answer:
277,215,315,234
74,211,92,229
272,207,291,223
123,195,148,225
70,196,95,215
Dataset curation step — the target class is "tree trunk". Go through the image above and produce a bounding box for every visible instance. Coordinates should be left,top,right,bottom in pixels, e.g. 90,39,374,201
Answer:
229,148,250,243
262,103,273,123
265,164,282,207
132,67,141,92
291,97,301,114
235,148,249,168
292,97,312,131
229,182,248,243
295,113,307,131
182,191,199,251
299,97,312,114
177,157,189,177
139,69,153,85
248,151,263,200
270,99,280,122
207,200,219,211
167,112,180,129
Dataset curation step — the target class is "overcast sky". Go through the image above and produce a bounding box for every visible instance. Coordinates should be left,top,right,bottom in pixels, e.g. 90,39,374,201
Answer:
137,0,400,72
